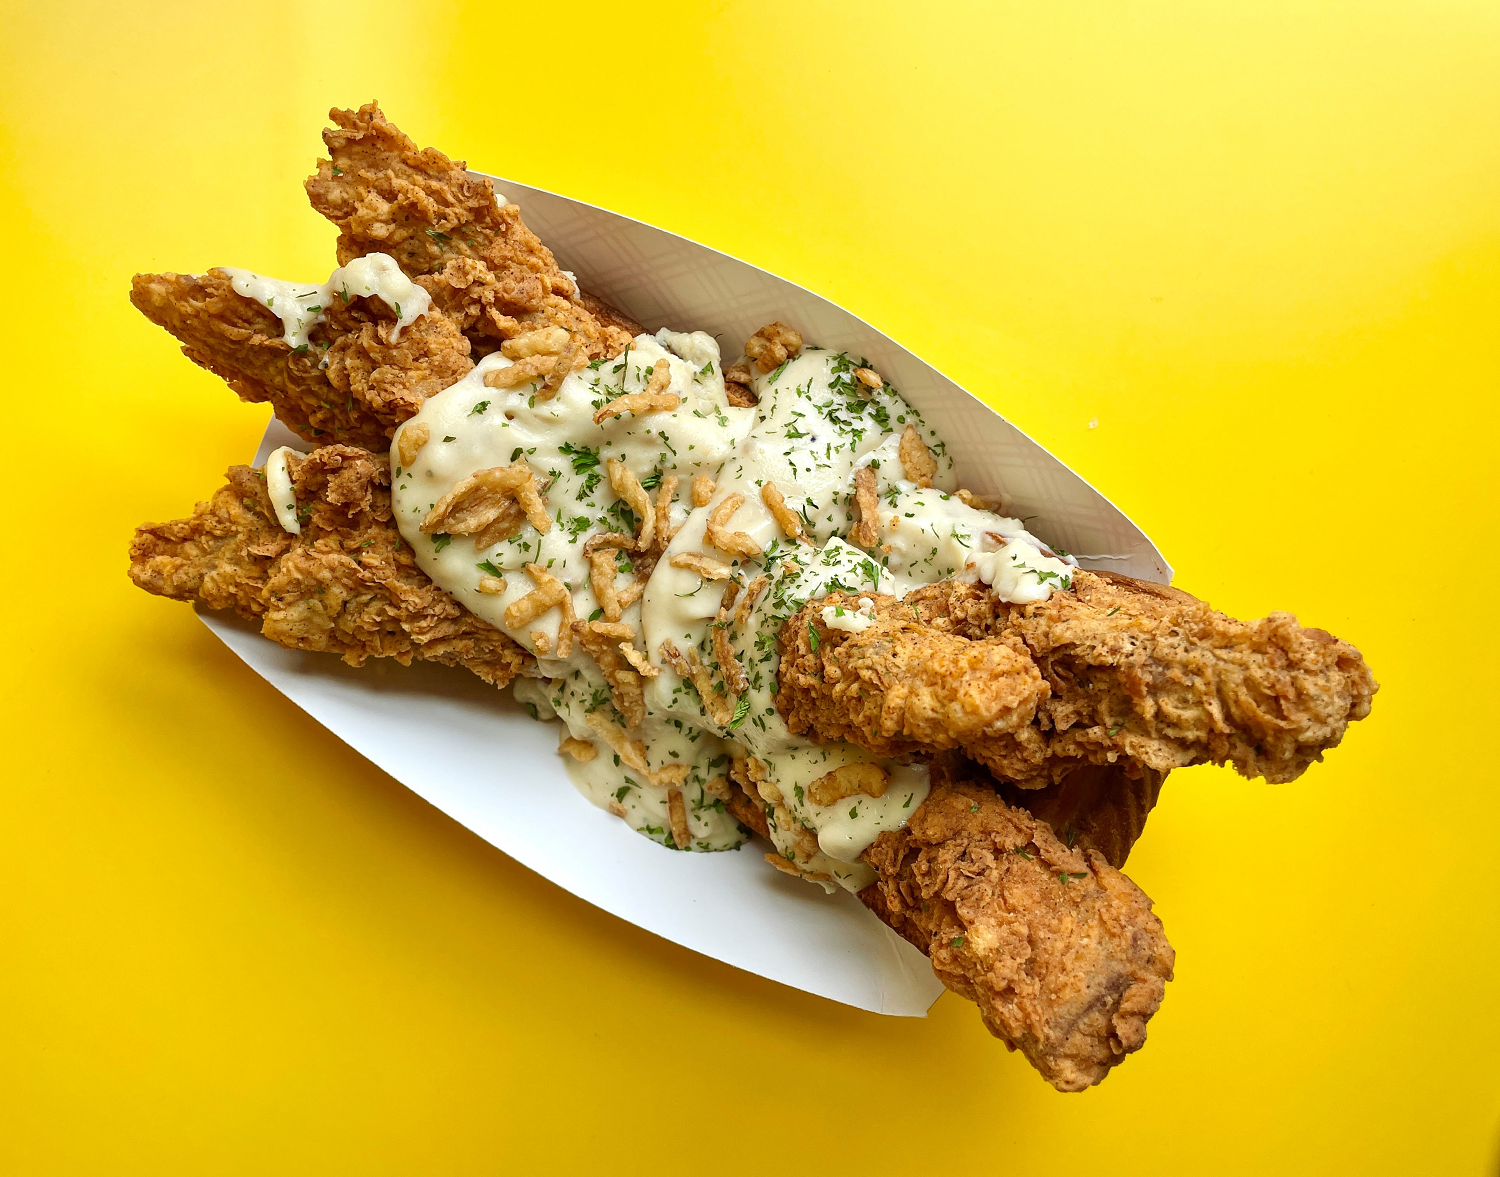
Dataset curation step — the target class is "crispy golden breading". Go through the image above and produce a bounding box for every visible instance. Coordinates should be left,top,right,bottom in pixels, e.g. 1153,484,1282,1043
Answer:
129,269,474,448
306,102,635,358
777,590,1048,757
306,102,524,274
128,445,528,688
859,764,1173,1092
996,761,1167,870
780,571,1377,788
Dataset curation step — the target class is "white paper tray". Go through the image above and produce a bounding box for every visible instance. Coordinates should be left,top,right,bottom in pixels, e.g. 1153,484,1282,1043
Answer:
198,174,1171,1017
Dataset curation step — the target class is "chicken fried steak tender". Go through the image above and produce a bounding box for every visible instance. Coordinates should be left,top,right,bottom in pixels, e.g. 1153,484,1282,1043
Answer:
779,571,1376,788
129,269,474,449
129,444,528,688
779,590,1048,759
860,760,1174,1092
306,102,637,357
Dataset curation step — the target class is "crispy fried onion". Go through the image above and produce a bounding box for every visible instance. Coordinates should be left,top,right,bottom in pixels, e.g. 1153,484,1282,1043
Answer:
852,464,881,549
559,735,597,763
650,474,679,548
606,458,655,552
659,639,733,726
764,853,833,882
584,706,689,797
537,331,588,401
899,423,937,488
666,788,691,849
712,623,747,696
585,710,650,774
586,620,659,679
574,620,647,729
505,564,574,657
667,551,735,580
702,775,731,801
854,366,884,390
477,575,507,595
484,354,553,389
594,359,680,423
395,421,429,469
691,473,716,507
737,755,822,865
652,762,691,787
734,575,769,626
712,585,748,695
589,548,624,622
744,321,803,374
421,462,551,548
806,762,890,807
483,331,587,400
723,361,757,408
618,642,658,678
501,326,569,359
704,492,762,559
759,481,811,545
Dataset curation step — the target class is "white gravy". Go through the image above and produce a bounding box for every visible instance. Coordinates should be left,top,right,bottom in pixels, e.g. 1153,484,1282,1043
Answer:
387,338,1075,888
221,251,432,351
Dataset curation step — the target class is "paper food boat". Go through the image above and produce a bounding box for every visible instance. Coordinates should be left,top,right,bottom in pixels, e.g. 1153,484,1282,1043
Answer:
200,174,1172,1018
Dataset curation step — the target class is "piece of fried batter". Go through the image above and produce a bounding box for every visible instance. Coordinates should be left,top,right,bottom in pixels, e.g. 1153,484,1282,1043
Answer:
129,445,528,688
779,591,1048,755
129,270,474,449
779,570,1376,787
305,102,638,357
860,758,1174,1092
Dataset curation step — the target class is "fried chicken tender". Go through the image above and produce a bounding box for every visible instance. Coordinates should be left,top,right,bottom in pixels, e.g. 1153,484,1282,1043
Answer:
859,760,1174,1092
129,269,474,448
779,571,1376,788
128,445,528,688
305,102,637,358
779,591,1047,754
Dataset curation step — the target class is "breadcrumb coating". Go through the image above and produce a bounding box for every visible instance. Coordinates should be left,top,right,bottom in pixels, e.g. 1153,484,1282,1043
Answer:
860,758,1174,1092
129,269,473,448
128,445,528,688
306,102,636,359
778,590,1047,757
779,571,1376,788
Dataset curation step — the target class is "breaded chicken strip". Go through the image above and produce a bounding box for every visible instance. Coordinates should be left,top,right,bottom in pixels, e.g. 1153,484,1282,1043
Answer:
779,571,1376,788
779,591,1048,757
129,269,474,449
129,445,528,688
994,761,1166,871
305,102,638,357
860,758,1174,1091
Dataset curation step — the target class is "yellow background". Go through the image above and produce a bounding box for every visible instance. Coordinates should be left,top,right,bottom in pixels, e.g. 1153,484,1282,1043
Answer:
2,0,1497,1171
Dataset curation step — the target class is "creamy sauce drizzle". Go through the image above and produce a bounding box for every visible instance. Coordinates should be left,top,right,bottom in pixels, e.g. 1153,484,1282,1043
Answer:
821,597,876,632
221,252,432,351
264,446,306,534
389,338,1075,888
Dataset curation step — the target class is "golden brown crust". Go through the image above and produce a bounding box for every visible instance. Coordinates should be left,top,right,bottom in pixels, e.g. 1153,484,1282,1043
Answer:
777,590,1048,758
305,101,527,277
306,102,634,360
859,765,1173,1091
782,571,1377,788
128,445,528,688
129,269,473,448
